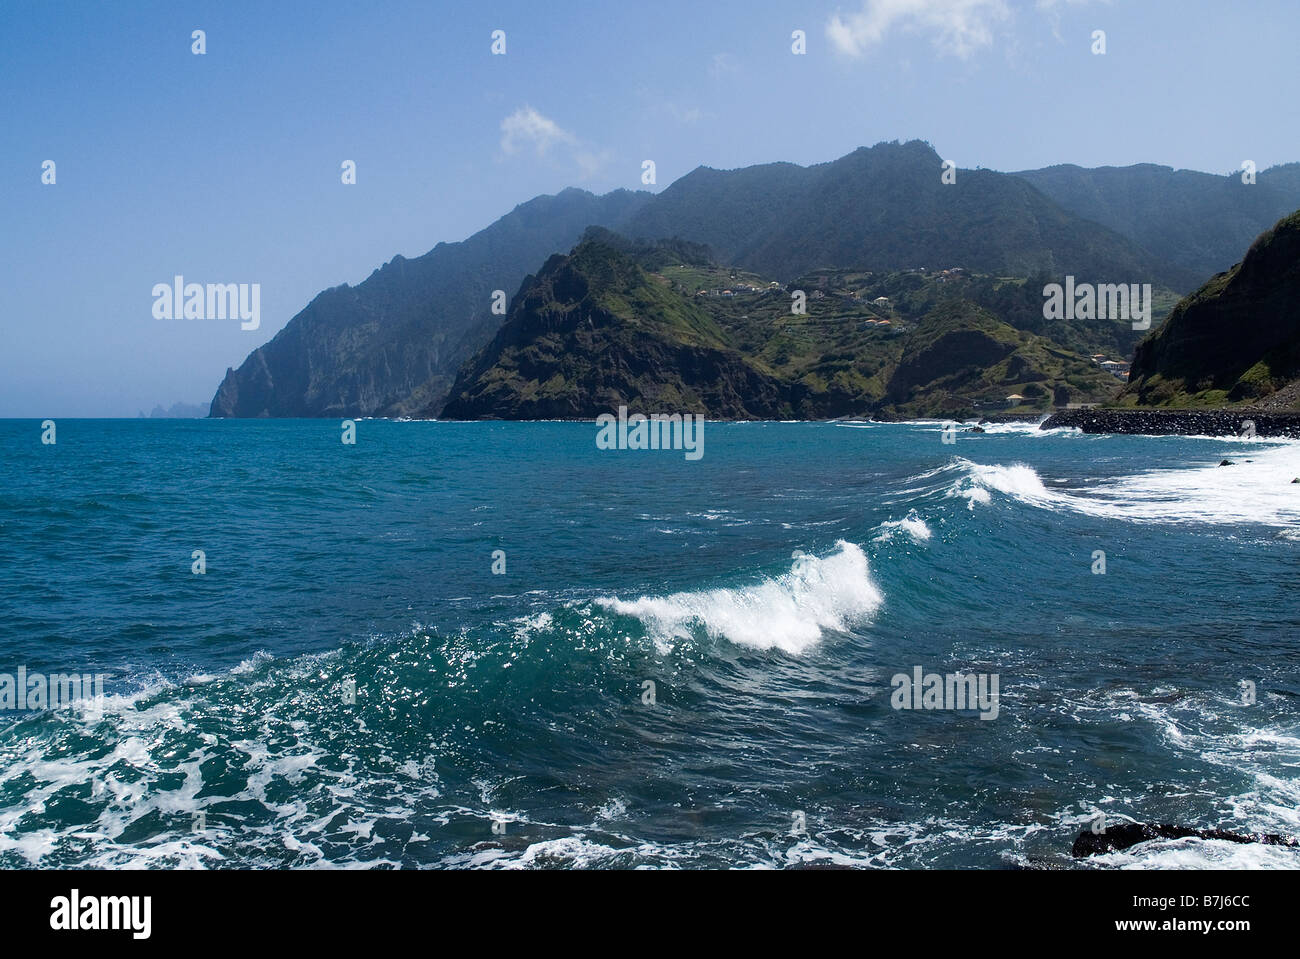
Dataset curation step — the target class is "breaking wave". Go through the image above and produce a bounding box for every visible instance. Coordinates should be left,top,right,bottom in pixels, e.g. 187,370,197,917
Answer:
596,541,882,655
944,444,1300,527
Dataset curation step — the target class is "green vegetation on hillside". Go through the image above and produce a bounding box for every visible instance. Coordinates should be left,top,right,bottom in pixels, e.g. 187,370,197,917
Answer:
1120,209,1300,410
439,234,1124,420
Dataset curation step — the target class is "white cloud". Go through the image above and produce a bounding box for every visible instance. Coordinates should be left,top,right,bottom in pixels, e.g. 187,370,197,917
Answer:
827,0,1114,57
500,106,577,156
827,0,1012,59
499,107,610,181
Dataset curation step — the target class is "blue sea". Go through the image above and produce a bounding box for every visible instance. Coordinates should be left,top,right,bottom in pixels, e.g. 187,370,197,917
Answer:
2,418,1299,869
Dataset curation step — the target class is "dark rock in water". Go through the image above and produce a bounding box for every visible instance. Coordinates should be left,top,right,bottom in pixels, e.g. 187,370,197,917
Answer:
784,862,860,870
1219,459,1235,466
967,426,986,433
1072,823,1299,857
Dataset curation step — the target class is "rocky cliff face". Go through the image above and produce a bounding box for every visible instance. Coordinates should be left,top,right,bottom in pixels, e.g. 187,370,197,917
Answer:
437,239,792,420
1121,209,1300,408
209,188,650,418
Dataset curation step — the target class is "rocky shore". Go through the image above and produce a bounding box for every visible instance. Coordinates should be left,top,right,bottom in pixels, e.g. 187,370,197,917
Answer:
1041,407,1300,438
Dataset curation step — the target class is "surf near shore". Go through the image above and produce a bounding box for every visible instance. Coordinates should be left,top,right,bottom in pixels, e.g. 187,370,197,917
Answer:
1040,408,1300,438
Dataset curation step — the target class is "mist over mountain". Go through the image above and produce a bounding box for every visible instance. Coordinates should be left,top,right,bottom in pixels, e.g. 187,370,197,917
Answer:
1014,161,1300,280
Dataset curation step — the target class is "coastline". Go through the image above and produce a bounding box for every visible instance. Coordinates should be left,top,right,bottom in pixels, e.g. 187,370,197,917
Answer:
1040,407,1300,438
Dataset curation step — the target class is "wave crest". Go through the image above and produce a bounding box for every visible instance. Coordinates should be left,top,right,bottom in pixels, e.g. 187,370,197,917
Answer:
596,541,882,654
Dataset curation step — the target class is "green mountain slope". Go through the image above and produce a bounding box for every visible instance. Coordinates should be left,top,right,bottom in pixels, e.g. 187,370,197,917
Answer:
439,234,1121,420
437,235,788,419
1120,209,1300,409
208,142,1300,420
878,300,1121,419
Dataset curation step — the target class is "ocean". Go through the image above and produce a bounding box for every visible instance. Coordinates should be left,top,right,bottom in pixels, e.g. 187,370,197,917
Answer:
1,418,1298,869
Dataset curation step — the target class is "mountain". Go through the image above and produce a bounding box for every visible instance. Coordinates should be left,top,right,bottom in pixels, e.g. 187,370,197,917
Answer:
621,140,1202,290
209,188,650,418
139,401,209,418
209,140,1299,420
877,299,1121,419
439,233,1122,420
1119,209,1300,409
1014,162,1300,280
438,234,789,419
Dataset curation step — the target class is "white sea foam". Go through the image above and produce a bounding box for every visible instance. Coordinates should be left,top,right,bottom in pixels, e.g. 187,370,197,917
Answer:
509,611,552,641
948,461,1055,511
976,420,1079,437
1050,684,1300,869
595,540,882,654
874,511,933,543
1095,838,1300,870
948,443,1300,526
893,419,1074,439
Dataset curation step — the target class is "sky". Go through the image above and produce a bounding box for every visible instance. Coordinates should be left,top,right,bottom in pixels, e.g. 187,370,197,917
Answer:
2,0,1298,417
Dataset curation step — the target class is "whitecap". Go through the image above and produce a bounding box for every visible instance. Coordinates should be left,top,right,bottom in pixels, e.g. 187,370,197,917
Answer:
874,511,933,543
595,541,882,655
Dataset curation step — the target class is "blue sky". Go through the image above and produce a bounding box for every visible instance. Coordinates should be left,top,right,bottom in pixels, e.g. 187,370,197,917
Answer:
2,0,1298,416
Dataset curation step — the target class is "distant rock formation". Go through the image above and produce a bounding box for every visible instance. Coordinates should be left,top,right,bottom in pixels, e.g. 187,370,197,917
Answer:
139,401,209,418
